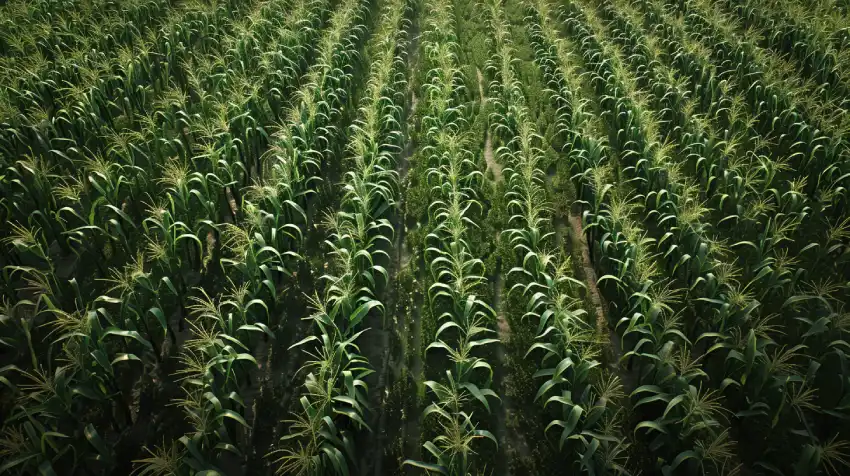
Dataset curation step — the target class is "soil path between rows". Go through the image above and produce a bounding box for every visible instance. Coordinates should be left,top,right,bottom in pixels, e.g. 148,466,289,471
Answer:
477,68,503,183
396,22,425,472
477,65,531,476
567,215,606,335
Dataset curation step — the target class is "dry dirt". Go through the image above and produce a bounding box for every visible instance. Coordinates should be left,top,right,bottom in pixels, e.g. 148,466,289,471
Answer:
567,214,608,340
477,68,503,183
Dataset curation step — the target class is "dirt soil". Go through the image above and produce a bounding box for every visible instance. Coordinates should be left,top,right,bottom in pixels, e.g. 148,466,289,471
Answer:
477,68,503,183
567,214,606,335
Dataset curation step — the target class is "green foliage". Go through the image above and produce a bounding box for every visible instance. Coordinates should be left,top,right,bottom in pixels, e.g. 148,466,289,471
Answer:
1,0,849,474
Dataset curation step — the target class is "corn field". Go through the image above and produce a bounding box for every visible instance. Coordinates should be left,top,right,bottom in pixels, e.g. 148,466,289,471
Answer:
0,0,848,473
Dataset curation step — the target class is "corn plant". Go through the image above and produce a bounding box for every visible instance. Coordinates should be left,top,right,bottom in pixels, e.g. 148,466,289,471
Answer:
3,0,850,473
402,0,500,474
677,0,849,209
621,0,850,466
557,0,850,473
168,284,262,474
270,0,409,473
520,1,637,473
555,0,750,472
717,0,850,105
470,0,632,472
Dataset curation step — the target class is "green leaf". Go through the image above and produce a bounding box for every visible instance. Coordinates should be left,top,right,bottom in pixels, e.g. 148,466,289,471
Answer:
204,392,222,411
663,450,699,475
743,329,757,383
161,276,178,296
335,407,372,432
460,382,497,413
559,404,584,449
782,295,816,309
288,335,318,350
535,378,564,402
111,353,142,365
0,454,40,474
235,353,258,366
214,442,242,456
216,409,250,428
801,316,830,338
580,437,600,471
90,350,114,375
102,328,153,352
148,307,169,334
238,323,275,340
38,460,58,476
553,357,574,379
350,300,382,328
662,394,686,419
403,460,448,474
72,385,101,401
474,429,499,447
634,419,667,435
597,274,622,285
321,446,350,476
84,424,114,464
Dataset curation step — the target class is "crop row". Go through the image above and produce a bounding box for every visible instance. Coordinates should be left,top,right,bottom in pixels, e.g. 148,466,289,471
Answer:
402,0,500,472
271,0,410,473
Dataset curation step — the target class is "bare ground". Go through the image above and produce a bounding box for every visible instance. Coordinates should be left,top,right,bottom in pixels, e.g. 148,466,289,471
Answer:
491,264,532,476
477,68,503,183
566,214,607,336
